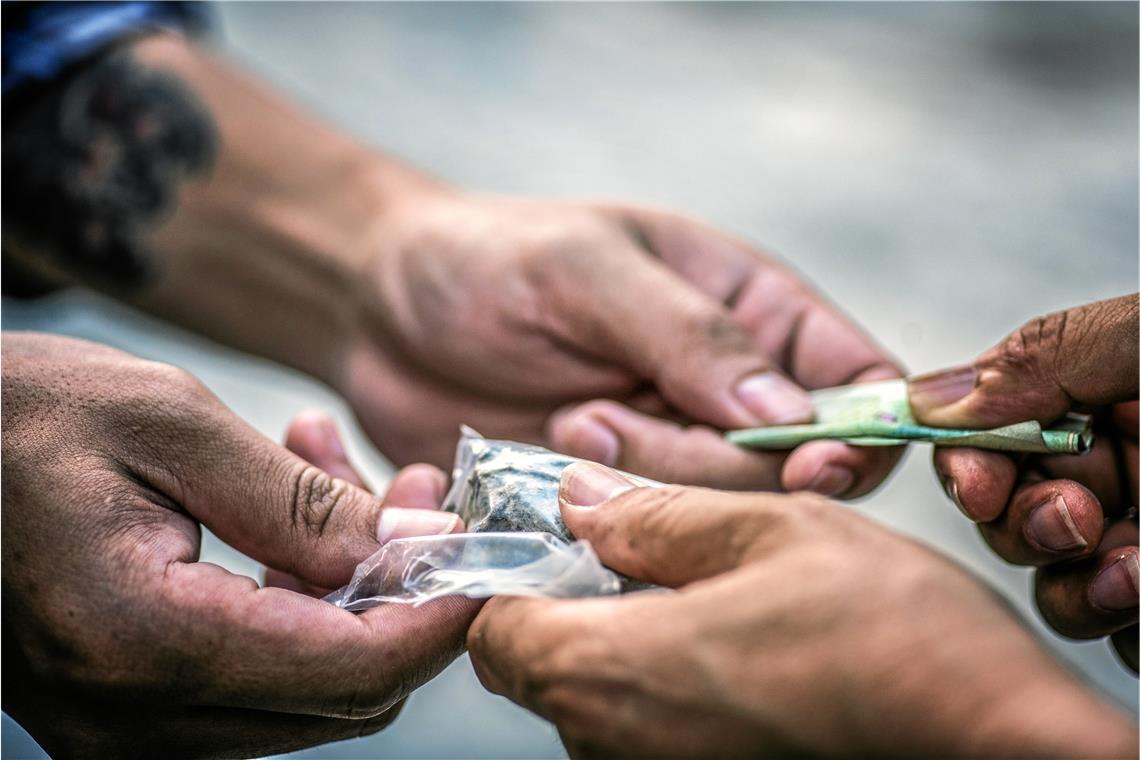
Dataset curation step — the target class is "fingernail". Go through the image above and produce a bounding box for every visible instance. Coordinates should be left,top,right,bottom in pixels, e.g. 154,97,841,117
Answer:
560,462,635,508
377,507,460,544
941,475,966,515
735,372,814,425
908,365,977,411
806,466,855,498
563,417,619,467
321,417,347,460
1024,494,1087,553
1089,553,1140,612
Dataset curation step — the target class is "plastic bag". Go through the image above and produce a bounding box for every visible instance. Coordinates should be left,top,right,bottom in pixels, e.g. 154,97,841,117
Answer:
324,531,621,610
325,427,657,611
441,425,659,539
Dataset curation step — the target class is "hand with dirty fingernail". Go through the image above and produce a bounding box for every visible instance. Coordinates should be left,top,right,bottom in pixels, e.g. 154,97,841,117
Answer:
912,294,1139,671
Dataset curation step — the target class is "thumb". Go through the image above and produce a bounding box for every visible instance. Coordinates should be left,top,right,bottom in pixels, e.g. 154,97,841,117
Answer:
909,294,1139,428
170,412,459,590
556,461,793,587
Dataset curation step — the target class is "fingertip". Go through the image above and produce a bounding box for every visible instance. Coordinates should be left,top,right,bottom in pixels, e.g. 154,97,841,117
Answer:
376,507,462,544
285,410,343,460
782,441,899,499
548,409,620,467
559,461,637,510
933,448,1016,522
1021,487,1102,557
735,371,814,426
384,463,450,510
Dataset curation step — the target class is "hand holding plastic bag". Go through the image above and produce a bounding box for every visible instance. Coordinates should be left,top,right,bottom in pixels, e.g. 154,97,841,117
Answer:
326,428,653,610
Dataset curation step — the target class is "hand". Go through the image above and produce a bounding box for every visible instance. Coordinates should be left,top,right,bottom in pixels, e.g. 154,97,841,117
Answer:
74,36,903,500
340,188,902,497
909,294,1139,670
468,463,1138,759
1,332,475,758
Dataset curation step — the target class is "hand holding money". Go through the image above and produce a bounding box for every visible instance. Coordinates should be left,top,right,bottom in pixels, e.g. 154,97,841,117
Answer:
911,294,1139,671
725,378,1093,454
728,294,1138,669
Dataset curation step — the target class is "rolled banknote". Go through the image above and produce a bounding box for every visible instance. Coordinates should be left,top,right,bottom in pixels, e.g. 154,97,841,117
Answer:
725,379,1093,455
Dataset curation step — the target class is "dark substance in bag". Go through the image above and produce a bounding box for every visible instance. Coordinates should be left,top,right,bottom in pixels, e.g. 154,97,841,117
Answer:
441,426,580,537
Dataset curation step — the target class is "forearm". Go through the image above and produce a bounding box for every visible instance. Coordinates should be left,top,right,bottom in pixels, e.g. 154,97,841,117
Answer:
132,34,449,382
5,32,441,384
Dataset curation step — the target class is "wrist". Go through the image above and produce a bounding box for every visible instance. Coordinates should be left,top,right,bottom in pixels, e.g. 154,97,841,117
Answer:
955,666,1137,760
117,34,452,383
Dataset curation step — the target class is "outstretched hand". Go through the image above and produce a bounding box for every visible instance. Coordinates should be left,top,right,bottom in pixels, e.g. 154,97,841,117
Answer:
342,192,902,497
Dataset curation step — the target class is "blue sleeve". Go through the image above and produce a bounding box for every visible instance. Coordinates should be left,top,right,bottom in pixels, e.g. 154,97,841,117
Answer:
2,1,212,96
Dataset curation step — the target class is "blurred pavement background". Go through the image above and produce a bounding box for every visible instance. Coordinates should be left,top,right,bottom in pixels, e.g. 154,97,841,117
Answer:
3,3,1137,758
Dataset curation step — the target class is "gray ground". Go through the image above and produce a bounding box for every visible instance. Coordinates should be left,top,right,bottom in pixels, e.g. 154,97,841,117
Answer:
3,3,1137,758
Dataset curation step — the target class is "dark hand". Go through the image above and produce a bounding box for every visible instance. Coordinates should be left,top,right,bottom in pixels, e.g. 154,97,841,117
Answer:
1,333,474,758
910,294,1139,670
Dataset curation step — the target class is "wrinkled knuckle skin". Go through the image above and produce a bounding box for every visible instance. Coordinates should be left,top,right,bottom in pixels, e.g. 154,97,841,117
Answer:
1000,310,1069,385
288,463,352,542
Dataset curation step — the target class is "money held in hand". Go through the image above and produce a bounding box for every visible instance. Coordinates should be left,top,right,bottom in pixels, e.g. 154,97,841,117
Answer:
725,379,1092,455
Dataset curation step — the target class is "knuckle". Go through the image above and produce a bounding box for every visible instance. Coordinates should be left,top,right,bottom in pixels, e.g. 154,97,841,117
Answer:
520,217,619,292
288,463,353,541
141,361,212,405
999,310,1070,383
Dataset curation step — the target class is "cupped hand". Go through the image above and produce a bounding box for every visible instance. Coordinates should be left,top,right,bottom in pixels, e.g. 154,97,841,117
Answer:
1,332,476,758
340,189,902,497
909,294,1139,670
467,463,1137,759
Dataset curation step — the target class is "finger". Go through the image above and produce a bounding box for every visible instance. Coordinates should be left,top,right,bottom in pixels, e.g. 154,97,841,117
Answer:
276,417,450,595
285,410,370,489
135,389,459,589
549,398,900,498
910,294,1139,427
380,462,449,511
467,593,655,717
977,480,1103,565
556,462,808,586
466,595,567,711
1034,431,1133,519
263,567,328,597
932,448,1019,522
1035,545,1138,640
155,560,481,716
539,239,814,429
622,207,904,389
547,399,787,489
781,439,902,499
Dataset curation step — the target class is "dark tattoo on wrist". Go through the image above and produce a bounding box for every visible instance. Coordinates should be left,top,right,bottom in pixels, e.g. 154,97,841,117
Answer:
2,46,217,290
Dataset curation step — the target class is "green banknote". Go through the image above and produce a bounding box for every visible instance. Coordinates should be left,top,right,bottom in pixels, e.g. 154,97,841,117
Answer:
725,379,1092,455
